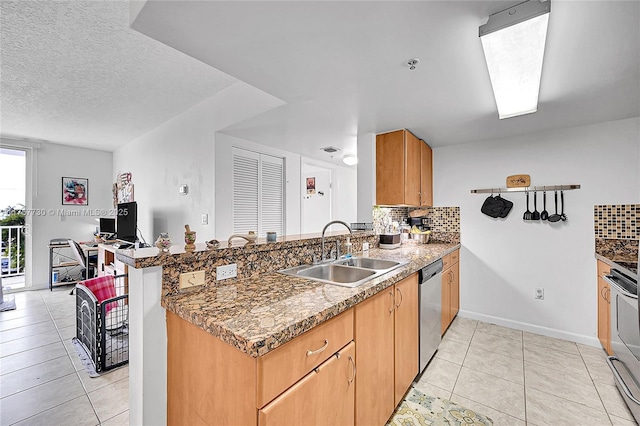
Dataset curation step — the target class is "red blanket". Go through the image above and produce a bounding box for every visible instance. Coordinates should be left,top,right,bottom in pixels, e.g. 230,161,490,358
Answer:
82,275,117,314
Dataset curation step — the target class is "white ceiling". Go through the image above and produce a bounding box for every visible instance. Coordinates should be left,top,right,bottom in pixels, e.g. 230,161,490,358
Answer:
2,1,639,164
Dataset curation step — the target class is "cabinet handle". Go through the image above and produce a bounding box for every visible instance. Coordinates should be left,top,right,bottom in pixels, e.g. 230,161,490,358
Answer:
348,356,356,384
605,288,610,303
601,287,607,300
389,291,395,313
306,340,329,356
396,287,403,308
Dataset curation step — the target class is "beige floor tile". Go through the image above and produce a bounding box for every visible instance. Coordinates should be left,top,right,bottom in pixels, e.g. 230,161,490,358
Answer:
0,306,49,322
78,365,129,393
0,313,51,331
580,346,616,386
11,395,99,426
594,381,636,421
470,330,523,360
442,323,475,345
475,322,523,342
609,414,638,425
53,314,76,329
524,341,591,380
0,341,68,375
0,320,57,343
450,394,526,426
0,372,86,425
420,356,462,392
452,366,525,420
0,329,61,358
450,316,478,330
0,355,75,398
412,381,452,400
435,337,469,365
525,361,604,410
463,345,524,385
525,387,612,426
578,343,609,360
88,377,129,422
523,331,580,355
101,410,129,426
58,324,78,340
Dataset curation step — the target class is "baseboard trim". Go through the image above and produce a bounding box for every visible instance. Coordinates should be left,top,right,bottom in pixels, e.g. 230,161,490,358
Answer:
458,309,601,348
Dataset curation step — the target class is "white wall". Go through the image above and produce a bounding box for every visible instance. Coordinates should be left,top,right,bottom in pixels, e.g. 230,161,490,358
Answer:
356,132,376,222
113,82,284,244
5,139,114,289
433,117,640,345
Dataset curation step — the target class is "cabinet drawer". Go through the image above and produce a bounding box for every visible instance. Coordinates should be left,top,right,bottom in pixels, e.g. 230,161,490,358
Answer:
441,253,451,270
450,249,459,265
597,260,611,278
257,309,354,408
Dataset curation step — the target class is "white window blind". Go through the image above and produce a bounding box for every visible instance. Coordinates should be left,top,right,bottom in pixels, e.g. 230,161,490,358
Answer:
232,147,284,237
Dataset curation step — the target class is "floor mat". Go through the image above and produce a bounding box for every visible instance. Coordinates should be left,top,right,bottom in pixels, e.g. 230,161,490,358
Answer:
0,296,16,311
388,387,493,426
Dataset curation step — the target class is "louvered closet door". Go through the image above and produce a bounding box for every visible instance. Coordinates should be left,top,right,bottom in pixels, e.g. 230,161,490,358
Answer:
232,147,284,237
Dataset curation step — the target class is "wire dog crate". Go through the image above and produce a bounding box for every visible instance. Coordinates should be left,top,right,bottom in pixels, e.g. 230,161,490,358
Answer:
75,274,129,373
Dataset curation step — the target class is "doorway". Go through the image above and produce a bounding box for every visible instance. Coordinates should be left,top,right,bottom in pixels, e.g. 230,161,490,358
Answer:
0,148,27,290
301,163,332,234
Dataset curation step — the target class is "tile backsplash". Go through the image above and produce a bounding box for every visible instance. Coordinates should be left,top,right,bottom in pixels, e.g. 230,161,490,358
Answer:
594,204,639,239
372,206,460,233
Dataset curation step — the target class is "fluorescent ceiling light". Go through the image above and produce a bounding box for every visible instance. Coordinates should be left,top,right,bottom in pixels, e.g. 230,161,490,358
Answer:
480,0,551,119
342,155,358,166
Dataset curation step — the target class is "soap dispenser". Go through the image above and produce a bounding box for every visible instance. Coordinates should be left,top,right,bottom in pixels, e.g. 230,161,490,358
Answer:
345,237,352,258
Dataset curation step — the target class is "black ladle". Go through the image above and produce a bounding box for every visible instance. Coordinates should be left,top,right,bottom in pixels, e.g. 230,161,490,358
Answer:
560,190,568,222
548,191,562,222
523,190,532,220
532,191,540,220
540,191,549,221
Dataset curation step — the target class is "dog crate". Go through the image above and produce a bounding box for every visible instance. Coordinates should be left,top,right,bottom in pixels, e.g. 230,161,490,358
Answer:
75,274,129,373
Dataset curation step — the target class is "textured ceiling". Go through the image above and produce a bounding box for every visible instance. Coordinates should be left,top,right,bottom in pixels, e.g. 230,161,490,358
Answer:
0,0,237,151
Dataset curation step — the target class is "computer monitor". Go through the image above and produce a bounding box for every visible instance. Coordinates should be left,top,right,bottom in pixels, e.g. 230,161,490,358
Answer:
99,218,116,235
116,202,137,243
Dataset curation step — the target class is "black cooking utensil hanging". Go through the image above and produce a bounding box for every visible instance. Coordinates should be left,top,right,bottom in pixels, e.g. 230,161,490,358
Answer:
523,190,532,220
540,191,549,221
548,190,562,222
560,190,568,222
532,191,540,220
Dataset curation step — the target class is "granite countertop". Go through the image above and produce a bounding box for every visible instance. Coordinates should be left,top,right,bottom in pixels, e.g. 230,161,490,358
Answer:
162,242,460,357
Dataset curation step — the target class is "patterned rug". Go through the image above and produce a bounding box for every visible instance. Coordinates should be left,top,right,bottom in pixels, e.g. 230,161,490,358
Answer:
388,387,494,426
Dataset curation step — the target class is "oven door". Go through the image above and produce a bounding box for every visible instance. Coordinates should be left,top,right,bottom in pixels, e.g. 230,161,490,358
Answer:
606,274,640,423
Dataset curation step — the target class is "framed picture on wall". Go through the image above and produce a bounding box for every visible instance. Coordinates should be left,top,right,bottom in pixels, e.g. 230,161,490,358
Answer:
62,177,88,205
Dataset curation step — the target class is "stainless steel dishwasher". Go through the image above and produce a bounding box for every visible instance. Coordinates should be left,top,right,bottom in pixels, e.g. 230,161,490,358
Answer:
418,258,443,374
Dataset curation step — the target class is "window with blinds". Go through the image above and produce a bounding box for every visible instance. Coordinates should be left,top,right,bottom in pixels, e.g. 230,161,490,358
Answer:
232,147,284,237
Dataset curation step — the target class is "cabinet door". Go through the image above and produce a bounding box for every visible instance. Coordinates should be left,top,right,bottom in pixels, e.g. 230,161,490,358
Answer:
376,130,405,205
355,289,395,425
404,131,422,206
420,141,433,207
450,262,460,320
394,274,419,405
441,268,451,335
597,276,611,355
259,342,355,426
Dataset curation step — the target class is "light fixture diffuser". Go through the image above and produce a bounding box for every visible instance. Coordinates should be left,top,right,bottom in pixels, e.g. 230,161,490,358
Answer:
342,155,358,166
480,0,551,119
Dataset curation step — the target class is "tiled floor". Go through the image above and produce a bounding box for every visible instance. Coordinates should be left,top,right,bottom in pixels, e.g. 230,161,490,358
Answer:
416,317,637,425
1,288,637,426
0,288,129,426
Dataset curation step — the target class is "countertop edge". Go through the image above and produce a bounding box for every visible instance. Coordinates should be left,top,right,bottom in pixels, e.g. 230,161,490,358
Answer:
595,253,638,279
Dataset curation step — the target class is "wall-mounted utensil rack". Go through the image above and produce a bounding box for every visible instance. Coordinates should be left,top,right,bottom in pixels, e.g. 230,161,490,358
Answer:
470,184,581,194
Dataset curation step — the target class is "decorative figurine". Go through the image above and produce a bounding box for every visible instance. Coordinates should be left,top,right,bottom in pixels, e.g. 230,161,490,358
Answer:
155,232,172,254
184,224,196,252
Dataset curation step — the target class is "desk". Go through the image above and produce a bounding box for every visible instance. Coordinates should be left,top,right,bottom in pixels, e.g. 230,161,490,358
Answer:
48,242,98,290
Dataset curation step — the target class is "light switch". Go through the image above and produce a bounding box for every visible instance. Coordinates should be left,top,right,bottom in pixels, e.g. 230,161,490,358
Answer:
201,213,208,225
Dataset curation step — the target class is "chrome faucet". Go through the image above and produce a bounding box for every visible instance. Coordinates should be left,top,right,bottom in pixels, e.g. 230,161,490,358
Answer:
321,220,352,261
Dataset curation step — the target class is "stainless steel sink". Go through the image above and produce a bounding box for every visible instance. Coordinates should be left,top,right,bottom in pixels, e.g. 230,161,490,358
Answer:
278,256,407,288
334,257,401,270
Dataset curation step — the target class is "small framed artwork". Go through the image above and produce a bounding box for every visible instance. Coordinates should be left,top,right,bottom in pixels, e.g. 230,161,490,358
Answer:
306,177,316,195
62,177,88,205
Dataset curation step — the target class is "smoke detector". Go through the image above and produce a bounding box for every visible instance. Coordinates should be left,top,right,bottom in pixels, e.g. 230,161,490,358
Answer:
405,58,420,70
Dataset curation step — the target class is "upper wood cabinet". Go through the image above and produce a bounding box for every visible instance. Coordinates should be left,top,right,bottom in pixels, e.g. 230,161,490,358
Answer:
376,129,433,206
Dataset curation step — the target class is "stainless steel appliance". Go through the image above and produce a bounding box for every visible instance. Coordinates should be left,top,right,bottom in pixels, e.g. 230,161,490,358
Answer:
418,258,443,373
605,263,640,424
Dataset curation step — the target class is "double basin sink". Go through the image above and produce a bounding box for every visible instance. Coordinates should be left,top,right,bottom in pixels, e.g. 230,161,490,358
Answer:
278,257,408,288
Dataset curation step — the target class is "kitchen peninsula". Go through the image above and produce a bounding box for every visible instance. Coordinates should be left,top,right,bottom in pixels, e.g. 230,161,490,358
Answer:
116,230,460,425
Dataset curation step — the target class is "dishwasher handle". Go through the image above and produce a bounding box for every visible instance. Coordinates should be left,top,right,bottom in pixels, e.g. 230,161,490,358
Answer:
419,259,443,283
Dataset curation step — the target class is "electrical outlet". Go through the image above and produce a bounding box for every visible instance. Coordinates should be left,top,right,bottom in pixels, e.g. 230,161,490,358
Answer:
180,271,205,289
362,242,370,251
217,263,237,280
535,287,544,300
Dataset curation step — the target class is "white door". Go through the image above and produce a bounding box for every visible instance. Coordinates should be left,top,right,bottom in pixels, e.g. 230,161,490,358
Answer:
301,167,332,234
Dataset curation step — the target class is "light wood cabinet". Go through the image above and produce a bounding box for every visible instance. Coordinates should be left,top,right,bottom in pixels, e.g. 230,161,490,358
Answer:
597,260,612,355
441,250,460,335
97,244,128,295
376,129,432,206
355,273,419,425
259,342,355,426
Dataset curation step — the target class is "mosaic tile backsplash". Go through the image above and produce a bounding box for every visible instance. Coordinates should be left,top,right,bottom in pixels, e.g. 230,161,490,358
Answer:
594,204,639,239
373,206,461,233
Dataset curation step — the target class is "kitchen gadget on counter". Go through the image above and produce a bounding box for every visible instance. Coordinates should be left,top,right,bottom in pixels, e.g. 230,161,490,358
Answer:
379,233,401,249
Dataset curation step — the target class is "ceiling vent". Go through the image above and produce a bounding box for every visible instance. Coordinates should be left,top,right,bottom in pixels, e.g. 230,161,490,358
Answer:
320,146,340,153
